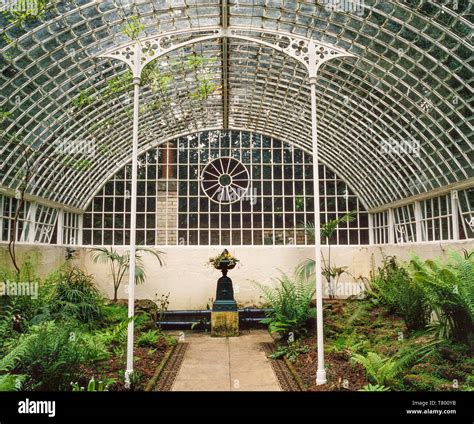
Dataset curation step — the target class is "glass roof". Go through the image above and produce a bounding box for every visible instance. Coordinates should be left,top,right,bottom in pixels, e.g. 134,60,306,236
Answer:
0,0,472,211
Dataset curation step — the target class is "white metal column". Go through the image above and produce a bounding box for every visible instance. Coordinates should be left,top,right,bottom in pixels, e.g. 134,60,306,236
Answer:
309,77,326,385
125,76,141,386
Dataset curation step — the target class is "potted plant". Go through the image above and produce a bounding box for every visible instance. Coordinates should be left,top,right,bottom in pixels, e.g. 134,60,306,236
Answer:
209,249,239,271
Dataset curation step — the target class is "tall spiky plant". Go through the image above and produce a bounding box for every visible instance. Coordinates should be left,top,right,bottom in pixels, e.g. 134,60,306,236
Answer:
296,211,356,298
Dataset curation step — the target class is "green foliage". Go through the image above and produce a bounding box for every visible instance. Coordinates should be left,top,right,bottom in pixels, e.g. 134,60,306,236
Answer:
370,256,430,331
189,76,218,100
254,272,315,338
0,107,10,124
137,329,159,347
155,292,170,329
122,15,144,40
359,383,390,391
90,247,165,302
352,340,441,387
104,71,134,97
0,321,83,390
71,377,115,392
0,373,26,391
71,89,94,109
351,352,399,386
269,340,309,363
409,251,474,342
3,1,53,26
46,265,104,325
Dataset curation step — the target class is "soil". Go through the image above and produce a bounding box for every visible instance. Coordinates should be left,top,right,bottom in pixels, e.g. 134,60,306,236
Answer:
270,299,473,391
291,336,367,391
77,337,169,391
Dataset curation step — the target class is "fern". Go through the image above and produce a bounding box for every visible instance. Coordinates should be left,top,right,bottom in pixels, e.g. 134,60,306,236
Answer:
0,374,27,391
351,352,399,386
359,383,390,392
369,256,430,331
254,272,315,338
409,251,474,342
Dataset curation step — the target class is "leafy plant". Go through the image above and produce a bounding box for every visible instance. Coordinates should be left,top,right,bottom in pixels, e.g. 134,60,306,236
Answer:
90,247,165,302
351,352,399,386
352,341,441,388
71,89,94,109
254,272,315,338
0,107,10,124
0,321,83,390
269,340,309,363
297,211,355,299
409,251,474,342
71,377,114,392
122,15,144,40
0,373,27,391
155,292,170,329
46,265,104,325
359,383,390,392
137,329,159,347
369,256,430,332
208,249,239,269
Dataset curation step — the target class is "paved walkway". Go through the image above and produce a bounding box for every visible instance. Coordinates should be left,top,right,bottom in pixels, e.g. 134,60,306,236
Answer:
172,330,281,391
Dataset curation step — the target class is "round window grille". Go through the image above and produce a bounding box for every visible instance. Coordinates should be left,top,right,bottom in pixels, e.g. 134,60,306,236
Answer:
201,157,250,204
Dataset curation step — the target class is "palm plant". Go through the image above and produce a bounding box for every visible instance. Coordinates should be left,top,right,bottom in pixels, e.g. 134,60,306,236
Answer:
296,211,355,298
90,247,165,302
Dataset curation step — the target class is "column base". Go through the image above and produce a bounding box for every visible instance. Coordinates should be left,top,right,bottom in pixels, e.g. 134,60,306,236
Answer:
316,369,327,385
211,311,239,337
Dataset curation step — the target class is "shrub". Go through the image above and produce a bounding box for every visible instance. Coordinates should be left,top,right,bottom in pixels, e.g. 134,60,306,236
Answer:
409,251,474,342
0,321,83,390
46,265,104,325
370,256,430,331
254,272,315,338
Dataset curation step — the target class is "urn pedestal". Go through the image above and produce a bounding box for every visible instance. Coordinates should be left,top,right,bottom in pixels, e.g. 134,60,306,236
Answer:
211,260,239,337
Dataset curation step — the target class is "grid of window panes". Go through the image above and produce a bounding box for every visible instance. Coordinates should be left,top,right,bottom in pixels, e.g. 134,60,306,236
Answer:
393,204,417,243
420,195,452,241
82,131,369,246
372,211,390,244
34,204,58,244
458,188,474,240
0,195,29,242
63,212,80,245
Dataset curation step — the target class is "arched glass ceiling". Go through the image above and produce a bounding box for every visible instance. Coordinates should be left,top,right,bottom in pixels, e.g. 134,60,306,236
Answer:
0,0,472,211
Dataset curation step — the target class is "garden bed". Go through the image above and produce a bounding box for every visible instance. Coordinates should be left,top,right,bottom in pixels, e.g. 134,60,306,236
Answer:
270,299,473,392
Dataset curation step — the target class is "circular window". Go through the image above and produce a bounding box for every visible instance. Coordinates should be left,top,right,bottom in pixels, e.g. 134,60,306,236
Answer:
201,157,250,204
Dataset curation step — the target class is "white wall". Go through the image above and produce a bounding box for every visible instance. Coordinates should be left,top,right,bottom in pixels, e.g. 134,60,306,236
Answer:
1,240,473,309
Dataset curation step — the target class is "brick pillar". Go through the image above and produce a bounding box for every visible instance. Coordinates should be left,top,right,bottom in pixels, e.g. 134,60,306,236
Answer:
156,142,178,245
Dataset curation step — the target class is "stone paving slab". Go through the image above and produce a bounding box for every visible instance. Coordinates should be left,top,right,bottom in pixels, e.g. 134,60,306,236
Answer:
171,330,281,392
